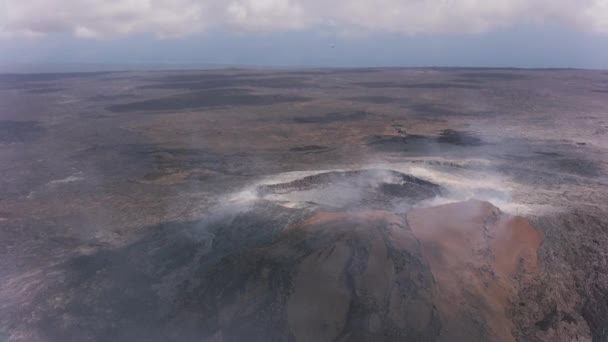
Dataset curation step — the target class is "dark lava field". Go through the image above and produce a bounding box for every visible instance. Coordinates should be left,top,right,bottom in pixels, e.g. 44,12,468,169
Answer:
0,68,607,341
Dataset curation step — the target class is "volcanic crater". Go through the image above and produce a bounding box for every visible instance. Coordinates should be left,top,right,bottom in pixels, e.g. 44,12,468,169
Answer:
256,169,443,209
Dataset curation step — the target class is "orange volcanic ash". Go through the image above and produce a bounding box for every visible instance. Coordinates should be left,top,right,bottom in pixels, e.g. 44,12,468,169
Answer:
407,199,544,342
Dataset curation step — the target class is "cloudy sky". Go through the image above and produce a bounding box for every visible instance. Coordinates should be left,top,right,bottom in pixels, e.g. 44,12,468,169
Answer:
1,0,608,69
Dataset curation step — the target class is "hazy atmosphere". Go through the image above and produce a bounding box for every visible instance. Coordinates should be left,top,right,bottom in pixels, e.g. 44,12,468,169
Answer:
1,1,608,342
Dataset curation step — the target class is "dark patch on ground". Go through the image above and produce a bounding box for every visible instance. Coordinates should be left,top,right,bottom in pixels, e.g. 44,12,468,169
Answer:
366,134,435,153
528,68,579,72
0,82,61,91
355,82,410,88
74,143,281,186
143,73,235,83
430,67,537,72
106,89,310,112
583,283,608,341
456,72,530,80
535,307,577,331
0,72,114,83
20,204,309,342
502,152,604,181
437,129,484,146
326,68,381,74
137,145,278,177
139,76,309,90
594,127,608,136
366,130,484,152
450,78,486,84
405,83,481,89
292,111,370,124
89,94,137,102
408,104,497,118
275,70,329,76
139,146,244,175
0,72,114,92
367,134,424,146
592,89,608,93
289,145,332,153
552,157,603,177
346,96,406,104
534,151,562,157
0,121,44,143
355,82,480,89
408,103,464,117
25,220,207,342
27,88,64,94
528,146,605,178
144,72,309,83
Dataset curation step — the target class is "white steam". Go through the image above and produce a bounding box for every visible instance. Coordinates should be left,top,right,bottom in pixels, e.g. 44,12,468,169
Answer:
225,157,556,215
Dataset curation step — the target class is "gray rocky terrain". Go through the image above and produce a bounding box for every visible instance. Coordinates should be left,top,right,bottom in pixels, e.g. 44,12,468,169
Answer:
0,68,607,341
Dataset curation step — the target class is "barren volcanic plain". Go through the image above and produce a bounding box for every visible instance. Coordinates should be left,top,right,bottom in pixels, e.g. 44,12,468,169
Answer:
1,68,607,341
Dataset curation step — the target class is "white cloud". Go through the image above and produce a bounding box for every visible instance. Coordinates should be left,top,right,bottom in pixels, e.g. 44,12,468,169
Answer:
1,0,608,39
226,0,305,31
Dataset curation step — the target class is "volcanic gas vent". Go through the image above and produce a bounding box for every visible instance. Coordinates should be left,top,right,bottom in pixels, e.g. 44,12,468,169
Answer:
256,169,442,209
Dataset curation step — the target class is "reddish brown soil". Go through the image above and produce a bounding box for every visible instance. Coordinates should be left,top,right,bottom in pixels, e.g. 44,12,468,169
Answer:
407,200,544,341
